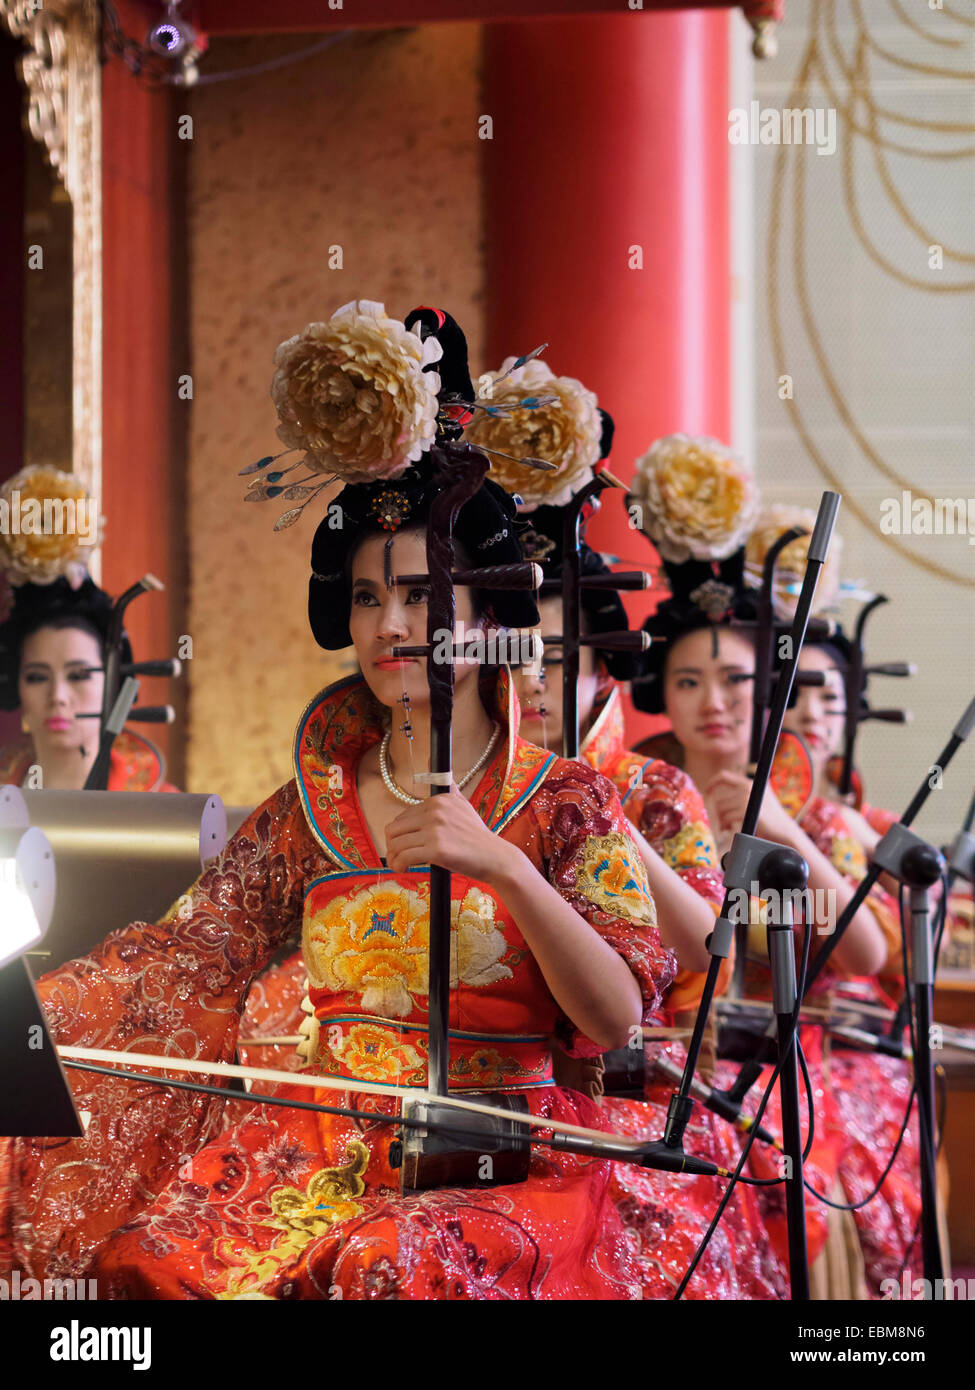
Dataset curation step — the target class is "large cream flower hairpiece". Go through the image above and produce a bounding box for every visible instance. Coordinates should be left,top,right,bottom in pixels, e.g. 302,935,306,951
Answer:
0,464,101,589
745,505,843,618
464,357,601,511
243,300,444,528
627,433,759,564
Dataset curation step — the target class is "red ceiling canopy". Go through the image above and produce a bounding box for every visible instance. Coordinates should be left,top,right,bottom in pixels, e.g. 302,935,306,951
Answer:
196,0,767,36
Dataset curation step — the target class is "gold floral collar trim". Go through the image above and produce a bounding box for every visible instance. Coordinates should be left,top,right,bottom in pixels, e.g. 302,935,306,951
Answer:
580,686,626,770
292,669,556,867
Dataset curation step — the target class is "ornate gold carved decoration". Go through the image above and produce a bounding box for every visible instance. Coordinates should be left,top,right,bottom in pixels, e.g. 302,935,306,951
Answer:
2,0,102,579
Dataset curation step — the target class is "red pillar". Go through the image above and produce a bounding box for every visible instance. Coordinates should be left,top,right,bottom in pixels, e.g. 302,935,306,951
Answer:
101,5,184,780
483,9,731,744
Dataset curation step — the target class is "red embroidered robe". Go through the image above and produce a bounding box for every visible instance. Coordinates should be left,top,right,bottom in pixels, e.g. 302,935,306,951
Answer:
0,729,179,793
578,690,783,1298
0,675,676,1300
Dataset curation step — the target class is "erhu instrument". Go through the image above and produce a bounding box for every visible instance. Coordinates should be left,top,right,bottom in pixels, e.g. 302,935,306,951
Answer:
83,574,183,790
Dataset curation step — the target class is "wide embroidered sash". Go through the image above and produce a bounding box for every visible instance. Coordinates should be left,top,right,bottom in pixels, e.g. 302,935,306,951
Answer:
307,1014,554,1092
301,868,554,1092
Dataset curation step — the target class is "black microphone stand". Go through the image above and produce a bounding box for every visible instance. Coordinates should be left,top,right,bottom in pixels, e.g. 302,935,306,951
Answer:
891,836,948,1283
733,525,806,997
721,709,975,1292
723,700,975,1074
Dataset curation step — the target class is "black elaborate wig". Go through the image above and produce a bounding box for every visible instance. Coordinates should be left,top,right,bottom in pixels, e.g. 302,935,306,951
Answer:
0,577,130,712
517,505,643,683
307,307,540,651
630,550,759,715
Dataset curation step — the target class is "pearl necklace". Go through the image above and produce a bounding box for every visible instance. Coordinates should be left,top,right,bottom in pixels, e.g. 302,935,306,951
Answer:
379,724,501,806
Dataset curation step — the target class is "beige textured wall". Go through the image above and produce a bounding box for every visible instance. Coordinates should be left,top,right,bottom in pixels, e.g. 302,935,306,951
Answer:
184,26,485,804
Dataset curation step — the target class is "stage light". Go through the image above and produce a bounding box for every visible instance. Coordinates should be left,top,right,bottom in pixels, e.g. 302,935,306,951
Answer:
0,827,55,970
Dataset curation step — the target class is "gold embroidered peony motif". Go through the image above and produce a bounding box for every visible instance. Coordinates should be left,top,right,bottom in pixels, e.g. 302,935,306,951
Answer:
573,833,656,927
328,1022,426,1085
660,820,716,871
304,881,512,1019
215,1142,369,1300
451,887,513,989
269,1141,369,1235
830,836,866,879
305,881,431,1018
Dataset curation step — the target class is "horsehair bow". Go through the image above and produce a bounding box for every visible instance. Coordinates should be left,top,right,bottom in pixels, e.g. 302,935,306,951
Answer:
56,1046,740,1176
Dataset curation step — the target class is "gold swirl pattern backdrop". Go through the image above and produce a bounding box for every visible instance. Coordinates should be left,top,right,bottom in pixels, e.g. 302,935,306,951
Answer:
750,0,975,839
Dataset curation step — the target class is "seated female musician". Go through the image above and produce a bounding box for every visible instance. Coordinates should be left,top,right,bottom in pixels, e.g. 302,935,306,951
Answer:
463,367,725,983
0,466,176,793
624,438,896,1294
508,507,781,1299
515,526,718,978
0,303,676,1301
776,630,946,1294
626,448,888,981
243,372,775,1299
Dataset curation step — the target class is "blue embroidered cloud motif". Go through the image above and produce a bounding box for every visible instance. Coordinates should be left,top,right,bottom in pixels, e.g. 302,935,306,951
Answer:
363,908,398,941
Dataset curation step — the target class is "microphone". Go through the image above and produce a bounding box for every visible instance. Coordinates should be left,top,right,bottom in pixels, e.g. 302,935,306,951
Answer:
547,1130,728,1176
647,1053,779,1147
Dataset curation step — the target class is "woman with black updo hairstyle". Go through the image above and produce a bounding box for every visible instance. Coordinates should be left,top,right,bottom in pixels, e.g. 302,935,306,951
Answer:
0,466,176,792
507,491,783,1298
626,437,911,1292
2,301,676,1302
